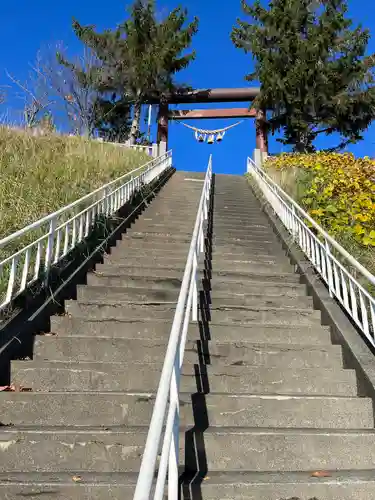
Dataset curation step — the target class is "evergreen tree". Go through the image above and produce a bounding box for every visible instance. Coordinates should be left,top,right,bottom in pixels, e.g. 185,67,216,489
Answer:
70,0,198,144
232,0,375,152
94,95,132,143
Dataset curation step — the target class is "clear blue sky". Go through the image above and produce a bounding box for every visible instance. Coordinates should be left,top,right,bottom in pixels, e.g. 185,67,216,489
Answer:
1,1,374,174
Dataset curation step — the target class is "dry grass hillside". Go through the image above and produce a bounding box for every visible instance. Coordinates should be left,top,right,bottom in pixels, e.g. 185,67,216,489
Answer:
0,127,149,239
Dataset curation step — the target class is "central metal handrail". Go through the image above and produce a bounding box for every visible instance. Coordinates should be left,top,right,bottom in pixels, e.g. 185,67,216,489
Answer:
133,155,213,500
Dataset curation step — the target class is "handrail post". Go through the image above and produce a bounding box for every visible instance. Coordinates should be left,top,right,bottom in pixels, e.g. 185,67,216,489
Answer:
192,249,198,322
325,239,334,297
44,216,57,275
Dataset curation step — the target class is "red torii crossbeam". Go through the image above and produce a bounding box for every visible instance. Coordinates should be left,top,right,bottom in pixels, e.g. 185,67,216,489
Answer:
155,87,268,152
169,108,257,120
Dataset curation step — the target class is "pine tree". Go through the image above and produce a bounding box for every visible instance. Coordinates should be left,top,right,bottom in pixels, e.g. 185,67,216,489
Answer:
70,0,198,144
95,96,132,143
232,0,375,152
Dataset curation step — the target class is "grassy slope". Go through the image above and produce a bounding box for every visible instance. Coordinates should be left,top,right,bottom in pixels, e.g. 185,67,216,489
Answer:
0,127,149,238
0,128,149,309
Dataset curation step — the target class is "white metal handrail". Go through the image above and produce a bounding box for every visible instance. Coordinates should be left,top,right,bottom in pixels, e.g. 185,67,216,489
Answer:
247,156,375,346
133,155,213,500
0,151,172,311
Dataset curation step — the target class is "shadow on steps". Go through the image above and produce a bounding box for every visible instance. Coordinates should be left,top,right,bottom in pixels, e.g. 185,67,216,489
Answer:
180,174,215,500
0,167,175,386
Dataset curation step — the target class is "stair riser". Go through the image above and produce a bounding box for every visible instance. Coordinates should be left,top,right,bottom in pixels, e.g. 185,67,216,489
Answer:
51,317,333,346
93,265,301,284
130,225,274,236
198,483,375,500
111,245,286,260
87,274,184,290
0,433,147,472
13,365,356,396
117,239,282,254
86,274,302,291
2,430,375,473
76,286,313,309
121,234,280,247
125,231,279,244
1,394,371,429
30,340,343,368
201,433,375,472
66,300,176,321
2,483,375,500
96,261,295,276
84,280,305,297
105,253,291,268
66,301,320,325
134,221,270,231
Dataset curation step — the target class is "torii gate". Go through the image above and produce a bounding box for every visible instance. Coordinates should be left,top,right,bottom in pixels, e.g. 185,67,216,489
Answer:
149,87,268,153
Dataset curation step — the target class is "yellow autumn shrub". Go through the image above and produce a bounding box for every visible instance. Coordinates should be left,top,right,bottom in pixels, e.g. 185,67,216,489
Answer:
265,152,375,248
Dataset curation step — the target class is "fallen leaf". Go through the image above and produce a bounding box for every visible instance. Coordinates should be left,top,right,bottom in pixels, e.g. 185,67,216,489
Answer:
0,384,32,392
72,475,82,483
311,471,331,478
203,477,210,481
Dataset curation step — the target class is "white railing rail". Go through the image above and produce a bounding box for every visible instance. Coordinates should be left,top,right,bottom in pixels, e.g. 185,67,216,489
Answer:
0,151,172,312
247,156,375,346
133,155,213,500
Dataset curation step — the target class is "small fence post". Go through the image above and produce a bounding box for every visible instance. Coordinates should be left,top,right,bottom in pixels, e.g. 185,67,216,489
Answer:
192,249,198,322
325,239,334,297
102,187,109,215
44,216,57,275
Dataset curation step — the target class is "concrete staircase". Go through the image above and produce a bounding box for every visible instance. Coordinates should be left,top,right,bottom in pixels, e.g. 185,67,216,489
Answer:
0,171,374,499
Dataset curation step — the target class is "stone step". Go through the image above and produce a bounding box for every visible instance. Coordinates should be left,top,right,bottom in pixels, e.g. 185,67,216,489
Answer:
0,473,139,500
117,237,191,251
76,285,313,309
116,238,282,257
3,471,374,500
124,231,193,242
211,246,287,258
146,201,200,211
0,392,372,429
51,316,333,347
120,233,281,249
105,251,290,268
66,300,320,325
30,337,343,368
0,427,148,472
94,263,301,284
107,246,192,260
134,220,270,231
12,361,356,395
97,260,295,277
214,209,269,217
129,225,274,238
195,470,375,500
3,427,375,473
197,428,375,472
213,236,278,247
86,273,185,291
126,230,279,244
110,243,286,261
86,272,302,292
213,213,271,221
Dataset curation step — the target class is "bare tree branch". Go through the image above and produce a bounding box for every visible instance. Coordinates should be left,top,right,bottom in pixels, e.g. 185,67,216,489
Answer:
6,55,55,129
38,42,103,137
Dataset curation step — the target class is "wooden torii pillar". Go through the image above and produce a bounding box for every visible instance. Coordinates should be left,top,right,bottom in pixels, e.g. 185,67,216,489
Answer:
153,87,268,152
